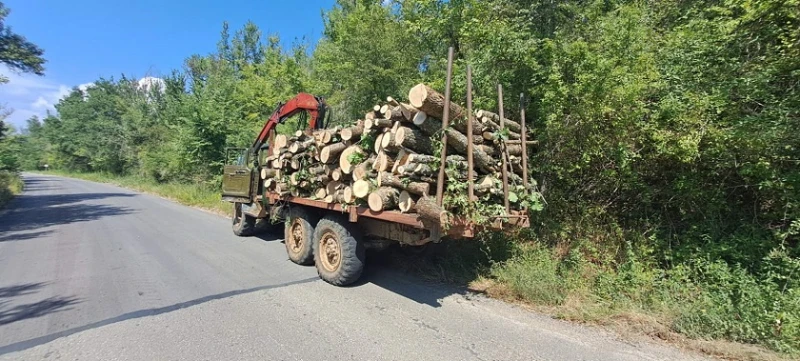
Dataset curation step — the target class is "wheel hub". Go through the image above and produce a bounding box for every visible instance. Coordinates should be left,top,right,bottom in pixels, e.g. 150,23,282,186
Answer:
319,232,341,272
289,219,304,253
233,204,242,226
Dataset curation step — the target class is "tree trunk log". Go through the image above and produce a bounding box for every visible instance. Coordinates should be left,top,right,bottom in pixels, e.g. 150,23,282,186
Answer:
476,109,522,133
339,145,364,174
481,118,521,139
352,179,373,199
377,172,430,196
395,126,434,154
398,190,417,213
340,120,364,141
381,129,400,153
353,157,375,181
409,83,466,124
314,188,327,199
320,143,347,164
342,186,356,203
416,196,448,226
331,167,344,181
368,187,400,212
373,132,384,154
325,181,343,196
444,128,497,173
260,168,276,179
373,151,395,172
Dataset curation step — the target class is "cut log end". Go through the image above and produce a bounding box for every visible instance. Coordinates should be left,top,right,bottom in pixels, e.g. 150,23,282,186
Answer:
367,187,400,212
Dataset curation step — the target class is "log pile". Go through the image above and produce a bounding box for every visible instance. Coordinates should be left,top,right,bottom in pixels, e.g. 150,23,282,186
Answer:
258,83,534,223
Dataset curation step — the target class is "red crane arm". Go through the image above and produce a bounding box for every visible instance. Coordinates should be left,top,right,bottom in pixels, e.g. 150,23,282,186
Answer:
251,93,326,151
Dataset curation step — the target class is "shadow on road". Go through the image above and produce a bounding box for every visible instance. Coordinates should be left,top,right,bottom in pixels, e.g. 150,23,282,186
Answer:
0,282,81,327
0,296,81,326
251,228,466,308
0,230,54,243
0,277,317,355
0,192,137,234
0,283,46,299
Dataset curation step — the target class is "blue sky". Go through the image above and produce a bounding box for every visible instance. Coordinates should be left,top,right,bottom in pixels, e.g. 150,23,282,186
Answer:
1,0,335,128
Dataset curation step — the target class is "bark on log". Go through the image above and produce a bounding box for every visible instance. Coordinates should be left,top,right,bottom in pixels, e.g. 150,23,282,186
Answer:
353,157,375,181
398,191,417,213
377,172,431,196
365,118,392,132
275,182,290,196
260,168,276,179
395,126,434,154
314,174,331,184
386,96,400,106
368,187,400,212
340,120,364,141
289,138,315,154
416,196,449,226
480,144,499,156
373,151,396,172
445,128,497,173
409,83,466,124
308,164,328,175
325,181,343,196
476,109,522,133
481,118,521,139
320,143,347,164
415,113,443,136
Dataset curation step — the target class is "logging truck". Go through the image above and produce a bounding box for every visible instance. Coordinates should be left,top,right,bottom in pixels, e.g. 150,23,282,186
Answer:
222,84,531,286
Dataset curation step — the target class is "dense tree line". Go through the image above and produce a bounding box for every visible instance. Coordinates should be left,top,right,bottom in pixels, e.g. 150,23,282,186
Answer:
4,0,799,352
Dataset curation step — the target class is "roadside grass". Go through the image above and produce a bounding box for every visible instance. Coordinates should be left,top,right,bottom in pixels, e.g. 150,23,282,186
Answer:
42,170,230,216
39,170,799,360
388,235,799,361
0,171,23,208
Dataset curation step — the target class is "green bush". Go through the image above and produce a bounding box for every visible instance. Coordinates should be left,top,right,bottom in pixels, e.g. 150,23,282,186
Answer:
0,171,22,208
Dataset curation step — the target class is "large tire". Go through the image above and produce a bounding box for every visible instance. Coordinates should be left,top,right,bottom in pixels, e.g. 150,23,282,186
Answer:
232,202,256,236
312,216,365,286
284,207,318,265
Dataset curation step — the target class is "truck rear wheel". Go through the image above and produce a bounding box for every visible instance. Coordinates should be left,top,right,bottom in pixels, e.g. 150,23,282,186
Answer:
312,216,365,286
285,207,318,265
232,202,256,236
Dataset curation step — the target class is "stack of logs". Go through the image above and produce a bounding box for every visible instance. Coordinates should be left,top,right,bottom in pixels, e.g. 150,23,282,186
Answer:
259,83,534,224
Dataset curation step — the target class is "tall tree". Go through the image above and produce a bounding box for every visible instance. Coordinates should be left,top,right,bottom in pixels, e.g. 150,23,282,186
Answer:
0,1,45,78
0,1,46,142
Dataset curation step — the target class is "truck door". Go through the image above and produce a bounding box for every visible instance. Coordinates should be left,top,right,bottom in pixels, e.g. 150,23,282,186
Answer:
222,148,253,199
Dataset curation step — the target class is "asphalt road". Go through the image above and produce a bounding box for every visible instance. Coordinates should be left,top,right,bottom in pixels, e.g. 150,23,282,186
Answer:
0,174,707,360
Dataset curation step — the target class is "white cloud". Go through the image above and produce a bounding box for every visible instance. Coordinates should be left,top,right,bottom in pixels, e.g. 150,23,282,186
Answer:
137,76,165,94
0,66,76,128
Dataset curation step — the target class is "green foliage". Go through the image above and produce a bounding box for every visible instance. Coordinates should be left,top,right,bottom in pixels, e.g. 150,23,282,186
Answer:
0,1,46,76
9,0,800,353
0,170,22,208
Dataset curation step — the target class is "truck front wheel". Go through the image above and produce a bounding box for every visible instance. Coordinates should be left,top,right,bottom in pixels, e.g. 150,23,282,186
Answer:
312,216,365,286
285,207,317,265
232,202,256,236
